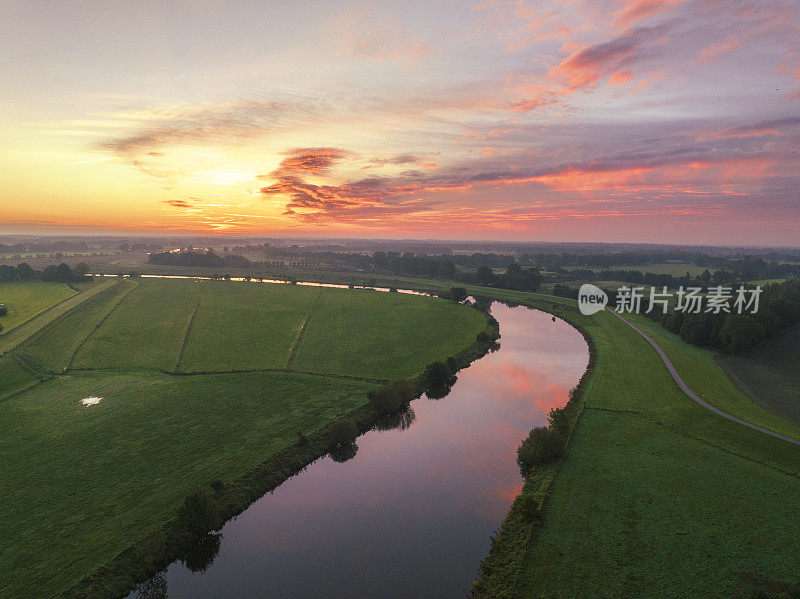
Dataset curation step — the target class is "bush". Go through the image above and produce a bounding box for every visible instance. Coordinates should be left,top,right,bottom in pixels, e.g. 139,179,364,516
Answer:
328,418,359,446
448,286,468,302
368,379,416,413
422,361,454,388
0,305,7,317
177,488,220,536
547,406,570,436
517,427,565,476
515,492,539,523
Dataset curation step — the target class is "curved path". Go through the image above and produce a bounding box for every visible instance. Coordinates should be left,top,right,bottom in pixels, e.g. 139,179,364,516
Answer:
609,309,800,447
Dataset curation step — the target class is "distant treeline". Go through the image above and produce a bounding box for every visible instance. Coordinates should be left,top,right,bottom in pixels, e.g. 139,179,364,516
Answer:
554,280,800,354
148,250,250,268
0,262,90,283
226,244,800,284
646,280,800,354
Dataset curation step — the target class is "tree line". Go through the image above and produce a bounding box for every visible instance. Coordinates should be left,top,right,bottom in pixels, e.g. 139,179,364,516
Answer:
0,262,90,283
644,280,800,354
148,250,250,268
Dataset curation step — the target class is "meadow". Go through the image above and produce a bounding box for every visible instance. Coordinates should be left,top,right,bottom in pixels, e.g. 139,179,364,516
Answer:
464,287,800,598
0,281,76,331
716,324,800,424
0,278,486,598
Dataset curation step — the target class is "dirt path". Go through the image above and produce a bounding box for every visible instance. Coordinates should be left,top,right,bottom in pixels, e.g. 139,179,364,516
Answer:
609,309,800,447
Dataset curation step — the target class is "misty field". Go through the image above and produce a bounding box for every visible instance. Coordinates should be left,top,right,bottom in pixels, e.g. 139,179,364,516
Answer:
0,278,486,597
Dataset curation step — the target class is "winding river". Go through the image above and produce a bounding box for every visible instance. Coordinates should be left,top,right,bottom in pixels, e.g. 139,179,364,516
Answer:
129,301,589,598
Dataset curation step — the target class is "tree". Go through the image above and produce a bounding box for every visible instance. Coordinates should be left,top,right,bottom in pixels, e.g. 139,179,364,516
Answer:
15,263,35,280
720,315,765,354
73,262,90,277
476,265,495,286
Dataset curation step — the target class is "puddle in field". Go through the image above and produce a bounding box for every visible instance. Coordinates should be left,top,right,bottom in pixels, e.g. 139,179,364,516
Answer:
81,397,102,406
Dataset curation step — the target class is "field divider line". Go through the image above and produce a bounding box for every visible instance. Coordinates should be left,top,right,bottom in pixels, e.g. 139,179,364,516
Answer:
173,297,201,373
608,309,800,447
0,279,119,356
65,280,140,372
284,288,321,370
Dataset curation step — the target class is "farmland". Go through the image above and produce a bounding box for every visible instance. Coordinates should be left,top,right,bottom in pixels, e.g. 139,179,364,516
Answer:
458,287,800,599
0,278,487,597
0,281,77,331
716,324,800,424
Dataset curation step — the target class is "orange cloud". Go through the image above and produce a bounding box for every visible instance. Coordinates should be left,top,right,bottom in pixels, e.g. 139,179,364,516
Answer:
609,70,634,85
613,0,688,28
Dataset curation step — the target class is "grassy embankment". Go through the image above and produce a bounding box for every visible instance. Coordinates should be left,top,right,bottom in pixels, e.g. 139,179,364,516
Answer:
459,288,800,599
716,324,800,425
0,278,489,598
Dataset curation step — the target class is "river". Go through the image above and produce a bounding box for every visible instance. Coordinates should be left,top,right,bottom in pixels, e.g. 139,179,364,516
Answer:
129,301,588,598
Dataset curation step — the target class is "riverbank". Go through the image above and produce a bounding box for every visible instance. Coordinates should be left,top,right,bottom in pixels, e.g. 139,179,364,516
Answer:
464,289,800,598
61,301,499,598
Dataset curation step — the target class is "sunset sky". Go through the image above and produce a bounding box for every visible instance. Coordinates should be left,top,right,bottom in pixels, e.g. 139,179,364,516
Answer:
1,0,798,245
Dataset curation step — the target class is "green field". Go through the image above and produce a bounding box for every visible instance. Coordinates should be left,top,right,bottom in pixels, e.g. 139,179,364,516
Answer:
461,287,800,598
0,278,486,598
0,281,76,331
716,324,800,424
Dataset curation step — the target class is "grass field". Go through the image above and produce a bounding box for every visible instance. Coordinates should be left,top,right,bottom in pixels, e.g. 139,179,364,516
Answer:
459,287,800,598
0,278,486,598
716,324,800,424
0,281,76,331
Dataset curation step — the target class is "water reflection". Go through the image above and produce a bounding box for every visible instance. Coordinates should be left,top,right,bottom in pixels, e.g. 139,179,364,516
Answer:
133,573,167,599
328,441,359,463
95,274,432,296
373,406,416,432
180,533,222,574
130,303,588,599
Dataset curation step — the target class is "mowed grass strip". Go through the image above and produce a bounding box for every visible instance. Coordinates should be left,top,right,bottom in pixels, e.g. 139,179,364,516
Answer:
72,279,200,371
15,279,139,373
0,280,116,355
291,287,487,379
177,281,319,372
518,409,800,599
0,369,375,599
0,281,76,332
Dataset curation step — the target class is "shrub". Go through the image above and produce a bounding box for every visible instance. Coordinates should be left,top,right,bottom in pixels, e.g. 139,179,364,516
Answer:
422,361,453,388
328,418,359,446
547,406,570,436
448,286,468,302
296,430,308,446
515,492,539,523
176,488,220,536
368,379,416,413
517,427,565,476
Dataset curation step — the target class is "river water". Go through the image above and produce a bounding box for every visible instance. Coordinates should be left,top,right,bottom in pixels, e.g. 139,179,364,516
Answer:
130,302,588,598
